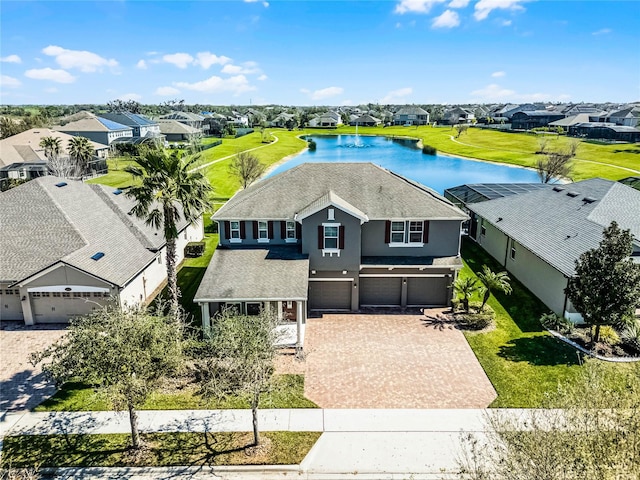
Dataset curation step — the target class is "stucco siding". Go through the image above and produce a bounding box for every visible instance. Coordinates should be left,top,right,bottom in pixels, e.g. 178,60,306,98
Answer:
217,220,300,247
361,220,462,257
475,219,509,265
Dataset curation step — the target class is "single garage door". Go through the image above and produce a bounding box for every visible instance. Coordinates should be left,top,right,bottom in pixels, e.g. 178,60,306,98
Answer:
407,277,449,306
360,277,402,306
309,281,352,310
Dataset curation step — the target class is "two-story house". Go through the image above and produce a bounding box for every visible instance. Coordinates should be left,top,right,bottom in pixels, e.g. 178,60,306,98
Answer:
393,106,430,126
99,112,163,142
194,163,468,345
54,112,133,146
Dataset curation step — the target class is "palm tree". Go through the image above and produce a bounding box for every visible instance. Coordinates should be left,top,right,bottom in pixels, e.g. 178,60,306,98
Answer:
68,136,94,177
477,265,512,311
453,276,481,313
125,150,212,316
39,136,62,161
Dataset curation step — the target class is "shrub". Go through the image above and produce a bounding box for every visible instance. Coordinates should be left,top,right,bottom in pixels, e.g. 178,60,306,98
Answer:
307,139,317,151
184,241,205,258
422,144,437,155
621,321,640,352
454,303,495,330
596,325,620,346
540,312,575,334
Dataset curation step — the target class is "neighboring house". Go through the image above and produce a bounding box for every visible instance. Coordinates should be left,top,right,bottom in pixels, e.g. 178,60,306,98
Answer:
393,106,430,126
0,128,109,183
467,179,640,321
568,123,640,143
511,111,566,130
619,176,640,192
245,108,267,127
270,113,297,128
444,183,552,214
157,119,201,142
309,111,343,128
159,111,205,130
0,176,203,325
607,107,640,127
54,112,133,146
99,112,163,142
227,112,250,127
443,107,475,125
548,113,592,129
194,162,468,343
350,114,381,127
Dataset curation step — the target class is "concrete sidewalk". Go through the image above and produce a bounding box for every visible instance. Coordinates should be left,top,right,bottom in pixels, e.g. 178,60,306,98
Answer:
1,408,535,479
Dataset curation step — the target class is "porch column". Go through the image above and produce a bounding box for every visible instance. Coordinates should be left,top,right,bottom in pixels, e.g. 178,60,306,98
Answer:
277,301,283,322
296,301,304,347
20,287,34,326
201,303,211,333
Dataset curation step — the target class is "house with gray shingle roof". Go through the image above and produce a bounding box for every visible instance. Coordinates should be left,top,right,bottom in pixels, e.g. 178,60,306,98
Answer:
157,119,201,141
393,106,430,126
467,178,640,321
54,111,133,146
0,176,203,325
99,112,163,142
194,162,468,346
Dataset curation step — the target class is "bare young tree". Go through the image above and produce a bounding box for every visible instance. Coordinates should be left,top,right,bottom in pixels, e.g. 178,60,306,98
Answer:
454,124,469,138
536,141,579,183
229,151,266,189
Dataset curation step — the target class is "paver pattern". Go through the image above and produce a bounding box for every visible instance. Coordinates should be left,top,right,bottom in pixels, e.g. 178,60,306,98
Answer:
0,321,67,412
303,312,497,409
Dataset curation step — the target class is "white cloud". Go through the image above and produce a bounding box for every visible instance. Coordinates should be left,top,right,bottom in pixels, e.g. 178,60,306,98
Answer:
244,0,269,6
1,54,22,63
175,75,255,95
155,86,181,96
25,68,76,83
118,93,142,101
42,45,118,72
309,86,344,100
136,60,147,69
257,74,268,81
163,53,194,69
432,10,460,28
195,52,231,69
491,70,506,77
221,61,261,75
1,75,21,88
501,19,512,26
448,0,470,7
380,87,413,104
592,28,612,36
395,0,446,14
474,0,526,21
470,83,515,100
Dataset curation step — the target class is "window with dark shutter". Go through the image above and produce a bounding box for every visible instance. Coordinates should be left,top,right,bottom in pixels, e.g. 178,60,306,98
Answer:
253,221,259,239
296,222,302,240
339,226,345,249
240,221,246,239
423,220,430,243
385,220,391,244
280,221,286,239
318,226,323,249
224,221,230,239
268,221,274,239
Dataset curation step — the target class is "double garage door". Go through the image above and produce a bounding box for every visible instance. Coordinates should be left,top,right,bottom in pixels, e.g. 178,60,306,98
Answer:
309,276,449,310
359,276,449,307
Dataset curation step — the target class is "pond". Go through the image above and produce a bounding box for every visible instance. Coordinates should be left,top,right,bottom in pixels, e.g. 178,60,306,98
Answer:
267,134,541,194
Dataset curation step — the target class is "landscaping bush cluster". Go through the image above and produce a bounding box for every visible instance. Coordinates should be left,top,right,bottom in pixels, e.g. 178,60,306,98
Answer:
307,139,317,151
539,312,574,334
621,321,640,353
452,302,495,330
422,144,437,155
184,242,205,258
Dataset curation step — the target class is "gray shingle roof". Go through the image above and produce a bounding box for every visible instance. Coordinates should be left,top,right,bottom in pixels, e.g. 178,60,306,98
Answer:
395,106,429,116
214,163,467,221
468,178,640,276
193,247,309,302
0,177,166,286
157,119,201,135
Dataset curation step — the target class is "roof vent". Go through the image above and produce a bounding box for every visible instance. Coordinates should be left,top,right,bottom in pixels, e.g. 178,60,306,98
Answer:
55,182,68,188
113,189,123,195
91,252,105,261
566,191,580,198
582,196,597,204
552,186,565,192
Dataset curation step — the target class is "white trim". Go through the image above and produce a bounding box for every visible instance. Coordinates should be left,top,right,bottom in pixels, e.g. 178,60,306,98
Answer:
285,238,298,243
308,278,354,282
322,248,341,257
359,274,448,278
328,208,335,221
257,238,270,244
389,242,424,248
229,238,242,243
27,285,110,293
195,297,307,302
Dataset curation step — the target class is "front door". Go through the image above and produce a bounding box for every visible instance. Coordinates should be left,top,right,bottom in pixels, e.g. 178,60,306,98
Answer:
282,301,297,322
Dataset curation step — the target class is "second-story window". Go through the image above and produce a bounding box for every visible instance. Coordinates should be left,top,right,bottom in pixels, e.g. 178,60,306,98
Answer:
230,221,241,239
409,221,423,243
258,221,268,240
391,221,405,243
286,221,296,239
324,225,339,249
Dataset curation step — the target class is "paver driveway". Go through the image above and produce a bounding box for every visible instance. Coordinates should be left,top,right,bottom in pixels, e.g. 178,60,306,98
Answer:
303,313,497,409
0,322,67,412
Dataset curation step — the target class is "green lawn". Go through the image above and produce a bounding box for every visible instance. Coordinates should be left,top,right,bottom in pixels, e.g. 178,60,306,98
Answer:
35,374,317,411
459,238,634,407
1,431,321,468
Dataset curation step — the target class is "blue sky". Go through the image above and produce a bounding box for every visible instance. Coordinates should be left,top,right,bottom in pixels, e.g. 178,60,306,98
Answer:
1,0,638,106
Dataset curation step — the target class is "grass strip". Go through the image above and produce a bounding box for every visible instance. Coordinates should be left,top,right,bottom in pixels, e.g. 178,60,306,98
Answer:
1,431,321,468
